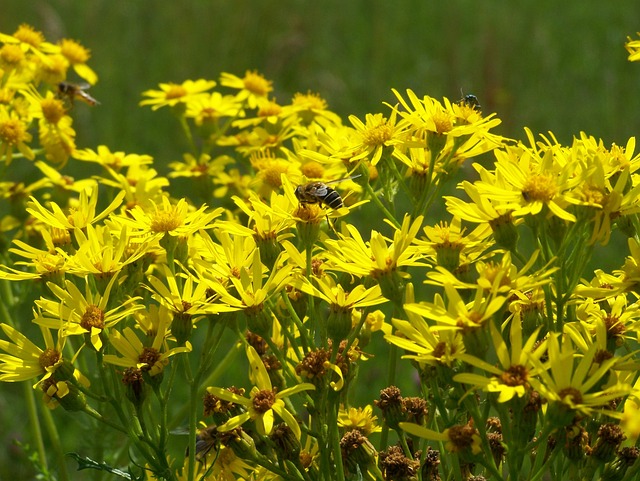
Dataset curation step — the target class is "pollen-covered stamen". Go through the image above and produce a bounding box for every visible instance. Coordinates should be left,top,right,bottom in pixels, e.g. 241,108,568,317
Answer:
243,71,272,96
292,91,327,110
433,110,454,133
138,347,162,371
0,118,30,145
522,174,557,202
59,39,90,64
558,387,583,405
13,24,44,47
80,304,105,331
165,84,188,99
0,44,25,66
41,98,67,124
39,348,61,369
362,121,394,147
500,364,529,386
252,389,276,413
603,314,626,338
150,208,183,233
257,100,282,117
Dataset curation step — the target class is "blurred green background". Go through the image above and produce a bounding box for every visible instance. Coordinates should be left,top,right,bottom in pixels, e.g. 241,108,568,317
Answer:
2,0,640,479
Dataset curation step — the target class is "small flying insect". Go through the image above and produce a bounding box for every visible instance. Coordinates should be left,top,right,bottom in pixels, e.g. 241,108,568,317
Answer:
295,174,361,210
178,424,220,468
458,92,481,113
57,81,100,107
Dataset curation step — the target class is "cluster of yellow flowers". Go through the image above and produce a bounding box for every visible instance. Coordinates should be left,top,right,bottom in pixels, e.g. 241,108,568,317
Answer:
1,23,640,481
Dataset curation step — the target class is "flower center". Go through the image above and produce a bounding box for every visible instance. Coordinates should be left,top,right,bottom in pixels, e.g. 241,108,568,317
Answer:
59,39,90,64
0,118,29,145
41,98,66,124
362,121,394,147
252,389,276,413
558,387,583,405
150,208,183,233
14,24,44,48
0,44,25,66
243,71,272,96
39,348,61,369
500,364,529,386
165,84,188,99
80,304,105,330
522,174,557,202
138,347,161,371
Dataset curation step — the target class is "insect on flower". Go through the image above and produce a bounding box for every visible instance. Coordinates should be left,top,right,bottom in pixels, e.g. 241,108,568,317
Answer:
57,81,100,107
295,175,361,210
458,92,481,112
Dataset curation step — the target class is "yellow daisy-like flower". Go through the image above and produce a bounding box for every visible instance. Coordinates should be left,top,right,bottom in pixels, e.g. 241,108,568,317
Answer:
140,79,216,111
0,23,58,54
338,405,382,436
625,33,640,62
453,321,545,403
184,91,242,126
35,275,142,351
1,228,67,281
206,345,314,439
0,107,34,165
103,318,191,377
118,196,222,239
27,187,125,232
347,110,407,166
526,334,631,418
219,70,273,109
323,214,427,279
405,284,508,334
58,38,97,85
0,322,66,384
74,145,153,171
474,137,584,223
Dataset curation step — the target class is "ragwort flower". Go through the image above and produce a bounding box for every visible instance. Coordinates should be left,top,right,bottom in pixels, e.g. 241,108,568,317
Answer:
207,345,314,439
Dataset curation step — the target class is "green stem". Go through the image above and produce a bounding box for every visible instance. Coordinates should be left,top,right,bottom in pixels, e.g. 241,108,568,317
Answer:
24,382,47,474
362,181,401,228
40,401,70,481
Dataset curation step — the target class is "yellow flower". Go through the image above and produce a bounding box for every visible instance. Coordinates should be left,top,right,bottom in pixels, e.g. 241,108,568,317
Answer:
74,145,153,171
338,405,382,436
0,322,66,384
140,79,216,111
474,134,584,223
118,196,222,239
35,275,142,351
0,107,34,164
1,228,67,281
323,214,426,279
27,187,125,231
184,91,242,126
207,345,314,438
219,70,273,109
103,311,191,377
625,33,640,62
58,38,97,85
526,334,631,418
65,224,150,277
405,284,507,333
347,111,407,166
453,321,545,403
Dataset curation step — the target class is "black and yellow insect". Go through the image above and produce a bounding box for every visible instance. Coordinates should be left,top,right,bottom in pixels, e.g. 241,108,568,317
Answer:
294,175,360,210
57,81,99,107
458,93,481,112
